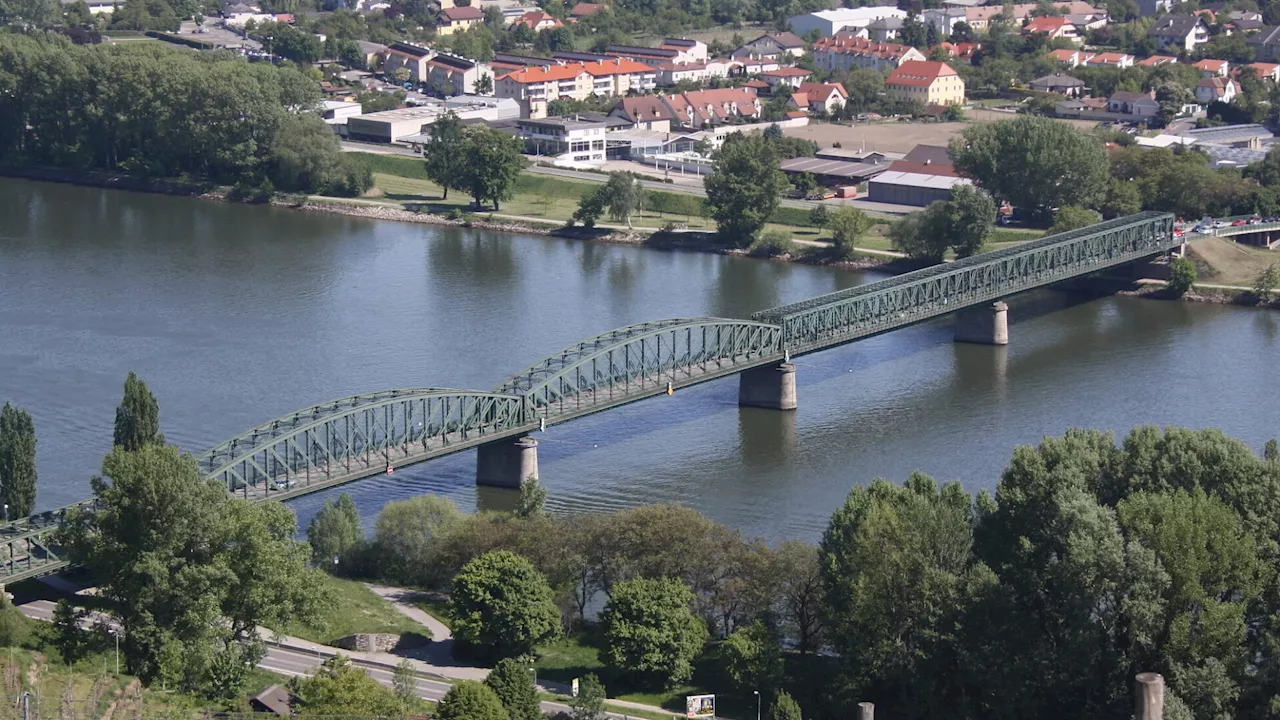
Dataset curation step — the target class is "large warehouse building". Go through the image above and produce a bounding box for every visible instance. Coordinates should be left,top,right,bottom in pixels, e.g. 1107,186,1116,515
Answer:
346,96,520,143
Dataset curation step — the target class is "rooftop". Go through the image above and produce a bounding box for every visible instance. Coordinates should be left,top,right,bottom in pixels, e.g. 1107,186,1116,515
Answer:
887,60,959,87
870,170,972,190
779,156,889,179
1177,123,1272,144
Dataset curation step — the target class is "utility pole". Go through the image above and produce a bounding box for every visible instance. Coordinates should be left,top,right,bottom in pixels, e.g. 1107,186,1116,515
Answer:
754,690,760,720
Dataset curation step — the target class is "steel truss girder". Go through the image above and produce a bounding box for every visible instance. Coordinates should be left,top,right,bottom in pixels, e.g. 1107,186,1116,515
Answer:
754,211,1176,354
497,319,785,417
196,389,529,496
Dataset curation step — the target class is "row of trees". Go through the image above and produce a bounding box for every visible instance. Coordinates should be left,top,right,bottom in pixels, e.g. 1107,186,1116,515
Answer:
311,424,1280,719
0,33,370,196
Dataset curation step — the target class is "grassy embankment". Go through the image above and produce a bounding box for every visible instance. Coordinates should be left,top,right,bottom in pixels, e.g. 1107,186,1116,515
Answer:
273,575,436,646
1187,234,1280,286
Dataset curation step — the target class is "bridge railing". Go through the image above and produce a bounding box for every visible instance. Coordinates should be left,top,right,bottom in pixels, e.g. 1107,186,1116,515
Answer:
754,211,1176,355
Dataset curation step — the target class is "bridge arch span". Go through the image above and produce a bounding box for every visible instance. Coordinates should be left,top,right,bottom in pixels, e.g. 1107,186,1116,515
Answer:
496,317,785,422
196,388,530,498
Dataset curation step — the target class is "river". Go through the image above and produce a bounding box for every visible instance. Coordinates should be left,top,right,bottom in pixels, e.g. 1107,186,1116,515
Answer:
2,177,1279,542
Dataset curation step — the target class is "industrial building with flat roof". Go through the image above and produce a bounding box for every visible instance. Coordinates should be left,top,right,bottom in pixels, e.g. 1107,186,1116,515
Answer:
346,97,520,142
867,170,971,206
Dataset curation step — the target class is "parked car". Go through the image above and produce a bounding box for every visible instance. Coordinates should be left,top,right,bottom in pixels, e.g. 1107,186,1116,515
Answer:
1233,219,1248,226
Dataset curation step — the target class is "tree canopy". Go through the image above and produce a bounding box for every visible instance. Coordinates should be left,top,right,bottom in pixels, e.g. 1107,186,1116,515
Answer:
437,680,510,720
307,493,363,570
113,371,162,452
449,550,561,661
600,576,709,689
705,133,787,247
294,655,409,719
485,657,541,720
0,402,37,519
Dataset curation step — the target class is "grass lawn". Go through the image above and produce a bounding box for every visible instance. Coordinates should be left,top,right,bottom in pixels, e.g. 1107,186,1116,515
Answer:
414,596,454,630
273,575,434,646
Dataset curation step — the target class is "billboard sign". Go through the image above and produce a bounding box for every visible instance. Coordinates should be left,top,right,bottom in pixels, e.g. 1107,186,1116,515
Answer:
686,695,715,718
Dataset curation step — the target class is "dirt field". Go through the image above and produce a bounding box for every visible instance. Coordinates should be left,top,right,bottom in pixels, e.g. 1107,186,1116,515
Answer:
785,112,1104,153
1188,235,1280,286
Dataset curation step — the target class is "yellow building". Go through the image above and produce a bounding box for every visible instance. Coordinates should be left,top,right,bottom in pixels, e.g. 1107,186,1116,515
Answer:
885,60,965,107
437,5,482,35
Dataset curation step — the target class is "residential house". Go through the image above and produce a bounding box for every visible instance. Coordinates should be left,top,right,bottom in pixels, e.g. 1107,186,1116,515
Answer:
517,116,612,163
1065,12,1108,30
1246,61,1280,81
1197,76,1239,103
496,58,657,117
220,0,273,27
611,96,677,131
704,58,736,78
1023,16,1079,41
1136,55,1177,67
437,6,483,35
963,1,1101,30
657,61,709,86
1048,48,1089,67
660,38,708,63
605,44,679,65
569,2,607,20
1028,73,1086,96
923,7,968,35
787,7,907,37
791,81,848,113
511,10,562,31
250,686,294,717
1108,90,1159,119
354,40,388,70
1137,0,1172,16
933,41,982,60
730,58,782,76
1193,58,1230,76
1147,15,1209,53
1227,17,1265,32
886,60,966,106
760,67,811,89
382,41,433,82
812,33,927,73
427,53,492,96
662,87,762,128
1085,52,1134,68
866,17,904,41
1247,26,1280,61
733,32,806,60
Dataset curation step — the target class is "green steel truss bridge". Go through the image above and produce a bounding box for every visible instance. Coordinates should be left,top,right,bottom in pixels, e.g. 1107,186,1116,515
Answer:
0,211,1177,584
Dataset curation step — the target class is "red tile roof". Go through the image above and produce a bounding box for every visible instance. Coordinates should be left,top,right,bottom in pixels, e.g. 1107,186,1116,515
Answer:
762,67,811,77
797,81,848,99
813,34,919,61
570,2,606,16
1194,58,1228,71
887,60,959,87
499,58,653,84
1137,55,1177,66
1023,16,1071,33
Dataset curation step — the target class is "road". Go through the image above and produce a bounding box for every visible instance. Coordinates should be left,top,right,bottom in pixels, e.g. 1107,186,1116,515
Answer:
15,599,663,719
338,140,908,218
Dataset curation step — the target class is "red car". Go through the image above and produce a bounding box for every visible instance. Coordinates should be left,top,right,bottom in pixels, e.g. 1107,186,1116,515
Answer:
1232,219,1248,226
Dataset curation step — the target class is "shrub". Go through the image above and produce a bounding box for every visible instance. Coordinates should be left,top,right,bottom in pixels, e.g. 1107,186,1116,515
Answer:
750,230,795,258
1168,256,1197,297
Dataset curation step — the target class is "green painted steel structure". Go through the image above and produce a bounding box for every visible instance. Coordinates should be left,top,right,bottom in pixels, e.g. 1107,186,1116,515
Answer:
0,212,1176,584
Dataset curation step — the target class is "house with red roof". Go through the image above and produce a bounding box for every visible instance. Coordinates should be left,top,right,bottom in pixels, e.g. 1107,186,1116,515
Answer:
760,66,811,89
1048,48,1090,67
661,87,762,128
438,5,483,35
496,58,657,117
1022,16,1079,41
1083,52,1134,68
1245,62,1280,81
569,2,606,20
790,81,848,114
511,10,562,31
886,61,965,106
1193,58,1230,77
1197,76,1239,103
813,33,926,73
1136,55,1177,67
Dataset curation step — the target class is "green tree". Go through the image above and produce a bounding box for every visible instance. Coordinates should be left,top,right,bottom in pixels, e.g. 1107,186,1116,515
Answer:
599,576,708,689
50,599,88,664
307,493,362,570
828,206,872,260
459,126,529,211
270,112,344,193
600,172,647,229
374,495,464,588
449,550,561,661
721,620,783,695
942,184,996,258
821,474,984,715
437,680,509,720
1048,205,1102,235
0,595,26,648
1168,256,1197,297
295,655,409,718
889,207,949,261
0,402,37,519
514,477,547,519
60,444,323,697
767,690,802,720
574,186,608,228
473,73,493,95
705,133,788,247
393,659,417,704
750,229,795,258
949,116,1110,218
424,111,466,201
113,371,161,451
774,540,825,654
1252,262,1278,302
808,204,830,230
485,657,541,720
568,673,605,720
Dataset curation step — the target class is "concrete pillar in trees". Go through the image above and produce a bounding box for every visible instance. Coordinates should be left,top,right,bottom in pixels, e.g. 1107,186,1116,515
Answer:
856,703,874,720
1135,672,1164,720
738,362,797,410
954,301,1009,345
475,436,539,488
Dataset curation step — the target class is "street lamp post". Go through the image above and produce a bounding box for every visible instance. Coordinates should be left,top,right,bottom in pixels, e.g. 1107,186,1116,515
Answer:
754,690,760,720
114,632,119,675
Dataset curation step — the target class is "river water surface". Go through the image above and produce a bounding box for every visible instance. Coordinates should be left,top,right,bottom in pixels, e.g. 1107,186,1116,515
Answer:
2,177,1278,541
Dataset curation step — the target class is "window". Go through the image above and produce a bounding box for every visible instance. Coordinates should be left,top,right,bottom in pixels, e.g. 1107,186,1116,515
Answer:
570,141,590,152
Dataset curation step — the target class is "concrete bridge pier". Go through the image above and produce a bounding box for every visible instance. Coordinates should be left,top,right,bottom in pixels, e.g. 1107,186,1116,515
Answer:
475,435,538,488
738,362,797,410
954,301,1009,345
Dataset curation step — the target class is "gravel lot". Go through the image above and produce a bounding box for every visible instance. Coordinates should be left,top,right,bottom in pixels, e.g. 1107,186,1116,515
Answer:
784,112,1103,153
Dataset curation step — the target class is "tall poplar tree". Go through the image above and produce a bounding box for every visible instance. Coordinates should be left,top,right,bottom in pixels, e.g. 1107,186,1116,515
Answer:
0,402,37,519
113,371,162,451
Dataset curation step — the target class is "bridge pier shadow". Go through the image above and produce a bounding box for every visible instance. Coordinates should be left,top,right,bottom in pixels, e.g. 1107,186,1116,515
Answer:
736,405,798,467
